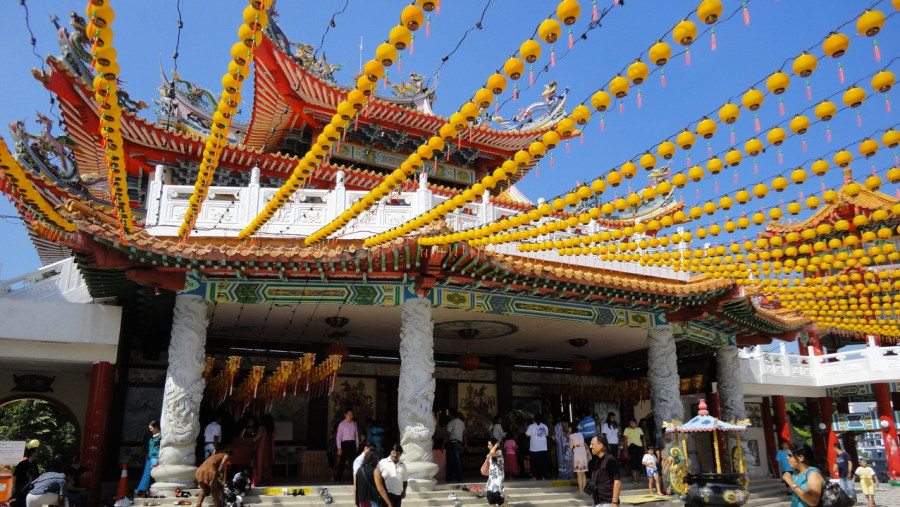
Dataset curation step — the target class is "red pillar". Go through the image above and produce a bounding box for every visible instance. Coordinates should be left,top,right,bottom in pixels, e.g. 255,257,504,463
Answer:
874,383,900,481
707,392,729,471
761,397,778,477
773,395,791,443
807,398,826,458
820,396,839,479
837,398,858,470
807,329,824,356
81,362,115,507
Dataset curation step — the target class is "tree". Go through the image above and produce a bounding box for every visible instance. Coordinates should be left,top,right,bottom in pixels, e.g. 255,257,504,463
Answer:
0,399,78,474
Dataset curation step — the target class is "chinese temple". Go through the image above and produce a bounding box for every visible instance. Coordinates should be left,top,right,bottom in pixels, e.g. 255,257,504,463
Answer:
2,0,900,502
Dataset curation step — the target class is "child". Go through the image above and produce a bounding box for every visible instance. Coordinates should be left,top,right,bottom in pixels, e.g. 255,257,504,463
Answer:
230,468,251,495
642,445,662,496
503,435,519,480
854,458,878,507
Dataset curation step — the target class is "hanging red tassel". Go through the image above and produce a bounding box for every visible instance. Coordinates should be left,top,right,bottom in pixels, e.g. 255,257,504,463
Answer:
426,16,431,37
436,0,440,14
798,190,804,201
685,48,691,66
753,158,758,175
494,102,498,116
696,186,700,199
897,188,900,199
457,136,461,150
778,149,783,165
536,163,539,178
707,142,712,158
637,89,642,108
619,102,624,115
513,84,518,101
801,137,807,152
806,80,811,101
733,170,738,185
551,47,556,67
593,1,598,21
886,95,891,113
730,127,735,145
661,70,666,87
826,125,831,142
566,140,570,153
711,29,717,51
857,110,861,127
742,3,750,25
714,177,719,193
838,62,844,83
529,66,534,86
779,98,784,116
550,153,554,167
342,128,347,141
600,114,605,133
580,132,584,144
874,40,880,62
383,73,388,89
354,116,359,131
568,29,574,49
754,114,760,132
686,154,691,167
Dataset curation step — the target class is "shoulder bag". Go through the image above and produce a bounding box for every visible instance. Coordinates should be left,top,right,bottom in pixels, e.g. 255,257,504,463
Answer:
818,479,853,507
480,456,491,477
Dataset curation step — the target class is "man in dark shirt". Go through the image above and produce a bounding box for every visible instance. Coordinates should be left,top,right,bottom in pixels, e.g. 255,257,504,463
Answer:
12,448,39,507
588,435,621,507
832,443,855,498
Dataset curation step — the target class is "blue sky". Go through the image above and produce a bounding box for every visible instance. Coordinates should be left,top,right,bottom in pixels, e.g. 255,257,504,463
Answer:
1,0,898,279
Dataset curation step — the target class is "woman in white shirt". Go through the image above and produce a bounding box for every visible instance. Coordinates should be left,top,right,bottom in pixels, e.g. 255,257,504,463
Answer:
600,412,619,457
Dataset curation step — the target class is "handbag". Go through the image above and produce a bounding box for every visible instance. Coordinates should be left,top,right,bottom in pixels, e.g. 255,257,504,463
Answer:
583,467,598,496
480,456,491,476
819,480,854,507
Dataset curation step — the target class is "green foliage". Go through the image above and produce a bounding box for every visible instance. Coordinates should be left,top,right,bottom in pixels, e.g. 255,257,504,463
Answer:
0,399,78,474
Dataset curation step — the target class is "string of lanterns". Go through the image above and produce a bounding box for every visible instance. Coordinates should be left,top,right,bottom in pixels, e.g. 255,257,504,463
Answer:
85,0,134,236
0,136,76,234
179,0,272,238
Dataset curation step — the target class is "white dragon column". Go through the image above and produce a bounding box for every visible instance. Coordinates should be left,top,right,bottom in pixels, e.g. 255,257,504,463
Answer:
151,294,211,490
397,297,438,490
715,344,745,422
647,325,684,435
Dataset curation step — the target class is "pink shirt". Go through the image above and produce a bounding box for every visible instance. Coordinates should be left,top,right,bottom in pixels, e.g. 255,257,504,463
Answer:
336,419,358,446
504,439,517,455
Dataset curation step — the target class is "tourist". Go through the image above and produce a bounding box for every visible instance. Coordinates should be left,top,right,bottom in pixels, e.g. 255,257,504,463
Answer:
444,409,467,483
137,420,162,493
484,438,508,506
832,443,855,501
502,434,519,480
334,408,360,483
490,415,506,443
599,412,620,458
577,412,596,440
195,449,231,507
569,427,589,493
63,467,89,507
24,470,70,507
782,443,824,507
587,435,622,507
253,414,275,487
641,446,662,496
367,419,385,457
526,413,550,480
353,441,377,483
377,444,407,507
12,448,39,507
354,450,392,507
638,419,652,449
775,440,793,496
853,458,878,507
203,415,223,459
623,417,644,484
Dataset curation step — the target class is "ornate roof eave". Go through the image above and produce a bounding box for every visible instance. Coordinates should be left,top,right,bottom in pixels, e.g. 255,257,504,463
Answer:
765,184,898,234
245,37,553,156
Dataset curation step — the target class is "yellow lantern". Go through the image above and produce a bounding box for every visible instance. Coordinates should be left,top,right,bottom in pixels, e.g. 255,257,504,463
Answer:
719,103,740,124
688,165,705,182
696,118,717,139
640,152,657,170
792,52,818,77
543,131,561,149
767,127,787,146
753,183,769,199
607,171,623,187
557,117,576,137
697,0,722,23
474,88,494,109
790,168,808,184
658,141,676,160
766,72,790,94
487,73,507,94
814,100,837,121
621,161,638,179
673,19,697,45
811,159,829,176
843,86,866,108
538,18,562,43
627,60,649,84
725,149,743,167
859,139,879,158
872,70,895,93
834,150,852,167
376,43,398,66
672,173,688,188
649,40,671,65
857,10,885,36
789,115,810,134
401,4,425,30
591,90,611,111
676,130,696,150
719,195,734,209
557,0,581,25
504,57,525,80
389,25,412,50
609,75,630,98
571,105,591,125
865,175,883,191
528,141,547,159
707,157,723,174
823,32,850,58
744,138,763,156
520,39,541,63
742,89,764,110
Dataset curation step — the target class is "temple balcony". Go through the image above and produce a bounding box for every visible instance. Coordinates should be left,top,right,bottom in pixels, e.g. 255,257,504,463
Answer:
143,166,689,280
739,341,900,397
0,257,91,303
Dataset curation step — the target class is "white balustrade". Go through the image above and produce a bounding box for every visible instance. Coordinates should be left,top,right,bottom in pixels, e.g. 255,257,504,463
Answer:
739,344,900,388
0,257,91,303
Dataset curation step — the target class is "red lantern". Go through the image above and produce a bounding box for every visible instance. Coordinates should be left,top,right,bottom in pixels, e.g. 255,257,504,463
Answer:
457,353,480,372
324,343,349,363
572,360,592,377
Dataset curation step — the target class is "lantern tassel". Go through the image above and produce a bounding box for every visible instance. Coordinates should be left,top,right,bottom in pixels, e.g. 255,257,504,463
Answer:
730,127,735,145
410,34,415,55
874,40,880,62
593,1,598,21
686,153,691,167
619,102,624,115
661,70,666,87
529,66,534,86
580,132,584,144
436,0,440,14
779,98,784,116
826,125,831,142
600,114,605,133
569,29,574,49
566,140,570,153
536,163,539,178
733,170,738,185
806,80,811,101
753,159,758,175
637,89,642,108
886,95,891,113
754,114,760,132
742,3,750,25
707,142,712,158
426,16,431,37
550,153,554,167
494,102,498,116
711,29,717,51
398,55,402,73
551,47,556,67
685,48,691,66
801,137,807,152
778,149,783,165
714,177,718,193
838,62,844,84
513,84,518,102
857,110,861,127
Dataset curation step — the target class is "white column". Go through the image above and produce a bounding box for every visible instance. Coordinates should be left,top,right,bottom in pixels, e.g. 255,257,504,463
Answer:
397,297,438,490
716,344,745,422
146,164,167,227
647,325,684,432
151,294,210,490
239,166,261,224
326,170,347,221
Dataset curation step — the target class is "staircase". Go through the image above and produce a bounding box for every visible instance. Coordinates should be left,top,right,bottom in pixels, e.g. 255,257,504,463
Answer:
142,476,798,507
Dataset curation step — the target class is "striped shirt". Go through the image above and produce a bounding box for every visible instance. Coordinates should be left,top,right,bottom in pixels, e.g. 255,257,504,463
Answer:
29,472,67,496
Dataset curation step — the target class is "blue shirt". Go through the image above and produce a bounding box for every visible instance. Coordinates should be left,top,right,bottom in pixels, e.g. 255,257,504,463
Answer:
578,416,596,439
29,472,67,496
791,467,822,507
776,449,793,473
834,451,851,477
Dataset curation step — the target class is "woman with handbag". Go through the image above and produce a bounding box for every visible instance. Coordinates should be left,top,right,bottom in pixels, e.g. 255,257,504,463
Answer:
781,443,824,507
483,438,508,506
354,450,392,507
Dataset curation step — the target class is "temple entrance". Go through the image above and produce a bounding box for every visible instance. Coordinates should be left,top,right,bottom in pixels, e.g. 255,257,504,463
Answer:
0,396,80,473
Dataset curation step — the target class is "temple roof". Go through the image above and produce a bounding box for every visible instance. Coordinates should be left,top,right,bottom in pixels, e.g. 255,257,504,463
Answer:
765,183,898,235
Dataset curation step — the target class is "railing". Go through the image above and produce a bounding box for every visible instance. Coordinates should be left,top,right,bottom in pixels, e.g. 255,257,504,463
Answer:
143,166,687,280
0,257,91,303
739,342,900,387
